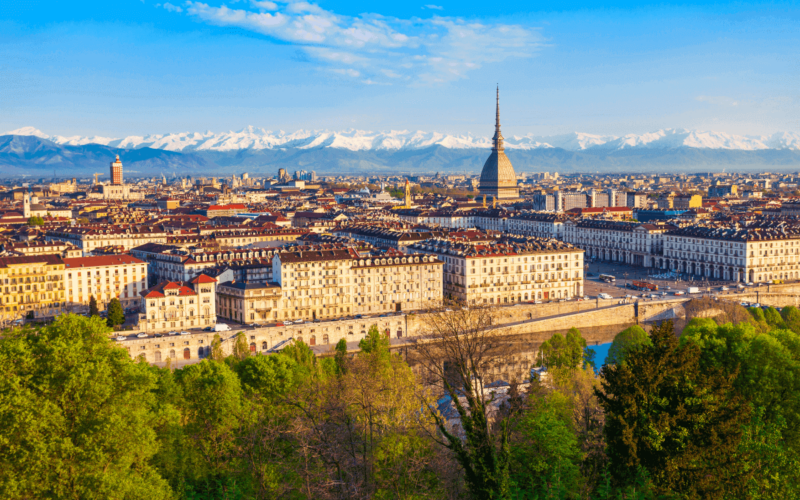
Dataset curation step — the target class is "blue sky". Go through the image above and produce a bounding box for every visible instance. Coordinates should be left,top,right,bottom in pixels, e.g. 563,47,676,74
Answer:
1,0,798,138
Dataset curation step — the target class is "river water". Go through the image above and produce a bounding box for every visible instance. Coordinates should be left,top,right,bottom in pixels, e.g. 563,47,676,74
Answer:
402,322,642,385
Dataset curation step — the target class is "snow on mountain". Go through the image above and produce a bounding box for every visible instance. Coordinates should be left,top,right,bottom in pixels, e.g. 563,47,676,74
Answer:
5,126,800,152
6,127,50,139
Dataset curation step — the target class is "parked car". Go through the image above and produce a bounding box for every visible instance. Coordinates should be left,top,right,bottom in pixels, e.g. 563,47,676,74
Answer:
674,291,685,296
115,336,127,341
354,314,363,319
275,322,286,327
154,333,163,338
136,333,148,338
179,331,190,335
294,319,305,324
168,331,179,336
203,326,214,331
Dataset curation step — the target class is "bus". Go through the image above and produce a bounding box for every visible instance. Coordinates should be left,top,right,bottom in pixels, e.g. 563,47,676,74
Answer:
599,274,616,283
631,280,658,291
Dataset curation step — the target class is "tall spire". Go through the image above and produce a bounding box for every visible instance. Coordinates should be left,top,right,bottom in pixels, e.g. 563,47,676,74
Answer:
493,85,504,151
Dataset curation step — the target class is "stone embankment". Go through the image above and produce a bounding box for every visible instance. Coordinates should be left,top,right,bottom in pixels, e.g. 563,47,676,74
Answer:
120,297,689,367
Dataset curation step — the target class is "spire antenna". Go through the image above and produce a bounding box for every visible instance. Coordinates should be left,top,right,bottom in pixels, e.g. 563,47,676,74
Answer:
493,85,504,150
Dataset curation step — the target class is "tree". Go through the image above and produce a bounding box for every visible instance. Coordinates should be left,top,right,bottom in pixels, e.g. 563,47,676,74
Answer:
597,321,751,498
282,328,447,500
89,295,99,317
210,333,225,361
410,305,519,499
27,215,44,226
606,325,651,366
232,331,250,361
0,314,172,499
763,307,786,329
175,359,248,496
106,297,125,328
359,325,390,360
508,391,582,497
334,338,349,376
781,305,800,333
538,327,588,369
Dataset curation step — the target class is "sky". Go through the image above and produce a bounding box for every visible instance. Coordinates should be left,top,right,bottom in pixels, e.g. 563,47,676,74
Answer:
1,0,799,138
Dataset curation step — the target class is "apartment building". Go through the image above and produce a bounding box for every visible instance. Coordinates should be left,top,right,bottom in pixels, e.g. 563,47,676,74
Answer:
132,245,279,284
334,226,444,251
2,240,82,258
0,255,66,323
563,220,676,267
63,255,148,312
46,225,168,254
139,275,217,333
272,248,443,320
216,281,282,324
409,235,584,304
507,212,568,240
663,221,800,283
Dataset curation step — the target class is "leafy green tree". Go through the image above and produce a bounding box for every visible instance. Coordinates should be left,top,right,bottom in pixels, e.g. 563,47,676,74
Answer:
334,337,349,376
0,314,172,499
780,305,800,333
234,354,301,398
174,360,248,496
509,391,582,497
106,297,125,328
763,307,786,329
606,325,651,366
27,215,44,226
210,333,224,361
597,321,751,498
89,295,99,317
232,331,250,361
539,327,587,369
682,319,800,450
359,324,390,359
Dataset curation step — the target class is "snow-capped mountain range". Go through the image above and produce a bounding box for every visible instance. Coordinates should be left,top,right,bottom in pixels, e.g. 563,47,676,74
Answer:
6,126,800,152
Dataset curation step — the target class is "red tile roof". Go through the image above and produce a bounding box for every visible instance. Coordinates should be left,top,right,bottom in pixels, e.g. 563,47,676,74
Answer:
191,274,217,284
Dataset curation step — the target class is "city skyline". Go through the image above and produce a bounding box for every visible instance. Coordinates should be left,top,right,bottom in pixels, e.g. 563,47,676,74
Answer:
2,0,799,138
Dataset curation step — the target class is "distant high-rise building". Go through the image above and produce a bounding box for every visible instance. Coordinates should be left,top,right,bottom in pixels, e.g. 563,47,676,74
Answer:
110,155,123,185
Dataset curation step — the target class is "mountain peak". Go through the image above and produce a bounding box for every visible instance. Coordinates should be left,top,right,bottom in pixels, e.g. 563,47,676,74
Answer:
4,127,800,153
5,126,49,139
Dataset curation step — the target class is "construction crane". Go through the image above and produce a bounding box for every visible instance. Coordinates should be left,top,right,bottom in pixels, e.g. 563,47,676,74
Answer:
93,173,104,185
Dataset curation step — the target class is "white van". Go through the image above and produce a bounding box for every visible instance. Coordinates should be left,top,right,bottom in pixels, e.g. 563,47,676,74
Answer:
213,323,231,332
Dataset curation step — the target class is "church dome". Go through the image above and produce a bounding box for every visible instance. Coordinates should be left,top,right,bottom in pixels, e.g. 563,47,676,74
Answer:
480,150,517,187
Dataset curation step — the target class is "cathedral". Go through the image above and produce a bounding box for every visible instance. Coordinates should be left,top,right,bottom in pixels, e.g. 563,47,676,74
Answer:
478,87,520,202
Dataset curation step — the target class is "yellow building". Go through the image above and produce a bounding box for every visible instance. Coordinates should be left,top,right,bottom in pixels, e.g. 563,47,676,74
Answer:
63,255,148,313
0,255,66,324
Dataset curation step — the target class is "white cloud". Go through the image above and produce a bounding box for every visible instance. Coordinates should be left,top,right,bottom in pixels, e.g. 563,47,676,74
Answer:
178,1,543,85
423,4,444,10
250,0,278,10
161,2,183,13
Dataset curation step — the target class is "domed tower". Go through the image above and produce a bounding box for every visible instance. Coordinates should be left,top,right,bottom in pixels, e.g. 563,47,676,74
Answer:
478,87,519,201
